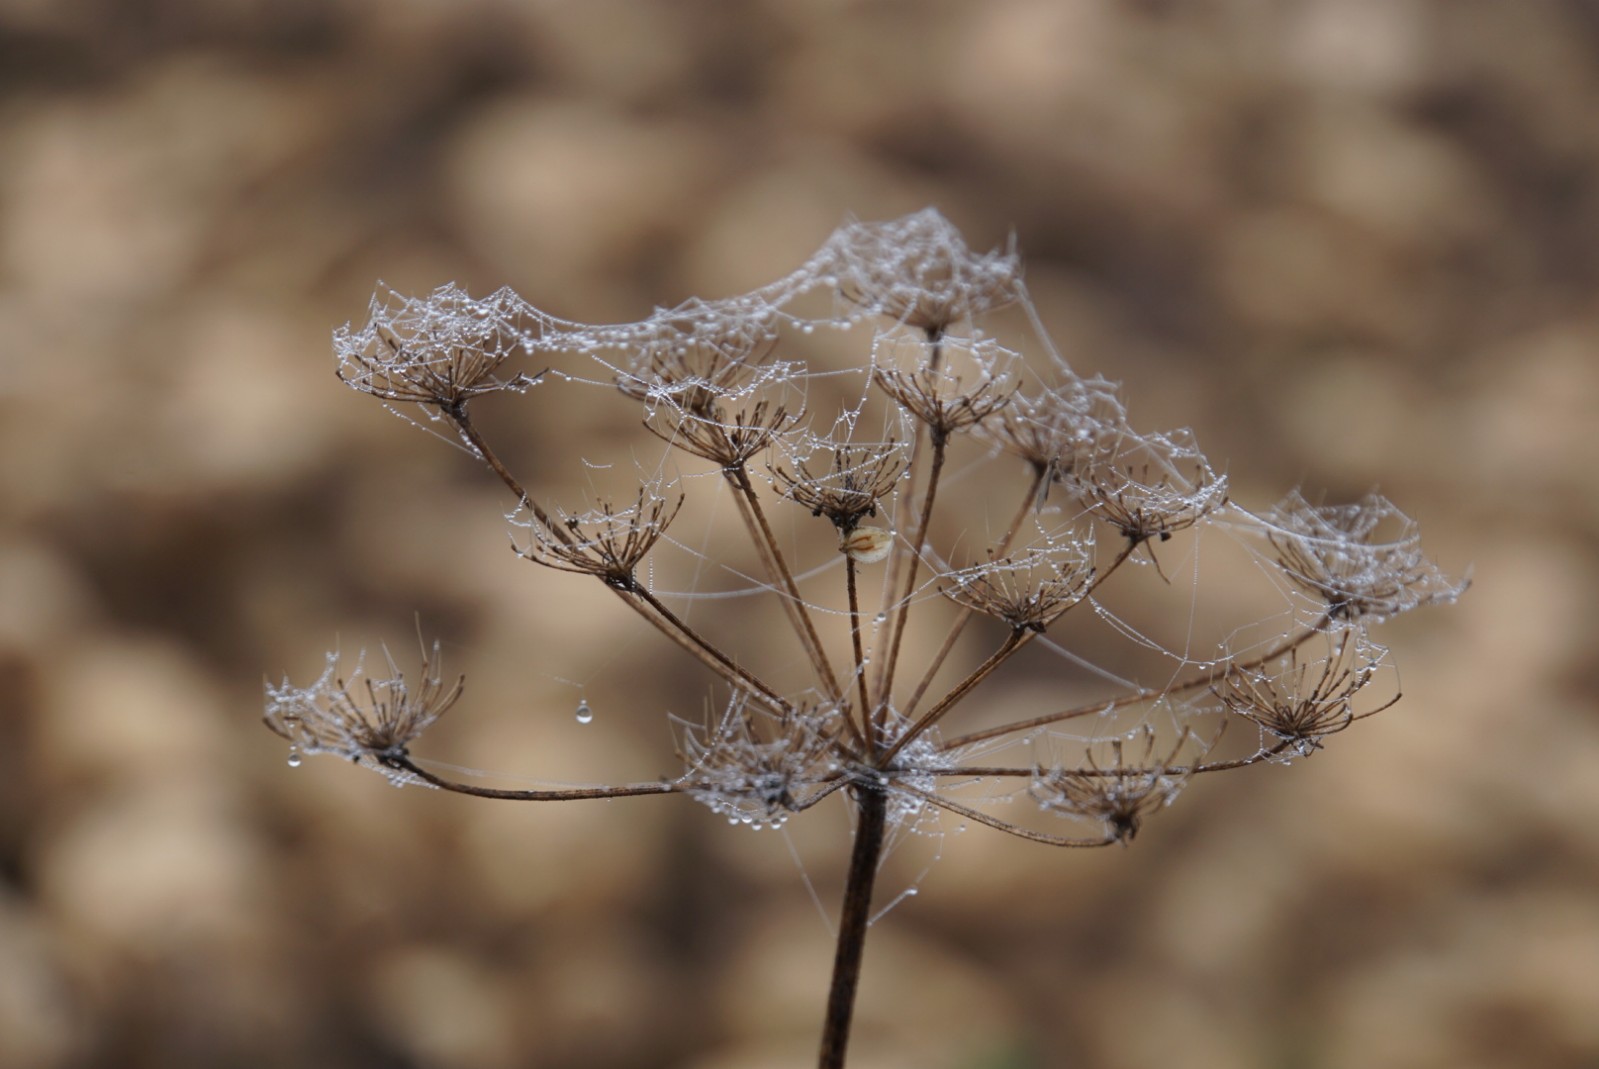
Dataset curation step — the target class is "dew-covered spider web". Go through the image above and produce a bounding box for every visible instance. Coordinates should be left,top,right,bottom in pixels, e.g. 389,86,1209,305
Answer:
290,208,1462,921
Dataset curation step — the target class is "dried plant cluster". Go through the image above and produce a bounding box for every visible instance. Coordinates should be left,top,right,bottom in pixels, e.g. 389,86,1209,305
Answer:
264,209,1464,1067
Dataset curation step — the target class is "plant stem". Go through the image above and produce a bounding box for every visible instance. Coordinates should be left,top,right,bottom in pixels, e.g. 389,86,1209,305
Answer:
875,433,947,723
902,470,1044,719
729,465,843,701
818,786,887,1069
941,611,1334,750
881,628,1032,764
846,555,873,746
628,584,794,714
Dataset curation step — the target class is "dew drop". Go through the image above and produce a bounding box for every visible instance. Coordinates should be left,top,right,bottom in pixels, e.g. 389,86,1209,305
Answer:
874,612,888,624
575,700,594,725
286,748,303,769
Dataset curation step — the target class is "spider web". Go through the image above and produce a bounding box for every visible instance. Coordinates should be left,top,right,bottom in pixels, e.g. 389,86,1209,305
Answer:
333,209,1424,920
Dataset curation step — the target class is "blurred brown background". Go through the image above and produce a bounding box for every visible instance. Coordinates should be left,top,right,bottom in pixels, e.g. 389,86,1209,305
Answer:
2,1,1597,1067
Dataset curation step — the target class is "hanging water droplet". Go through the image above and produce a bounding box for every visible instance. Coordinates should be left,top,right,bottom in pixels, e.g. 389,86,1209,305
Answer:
575,700,594,724
286,748,303,769
874,612,888,625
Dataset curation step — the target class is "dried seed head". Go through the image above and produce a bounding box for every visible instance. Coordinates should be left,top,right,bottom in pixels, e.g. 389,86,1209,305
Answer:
941,543,1095,632
615,299,784,413
516,482,683,585
334,284,539,406
678,698,846,830
772,438,908,533
984,375,1128,488
1067,429,1228,546
1031,727,1198,844
642,365,804,469
1265,491,1467,623
1216,630,1395,756
826,208,1023,332
871,335,1017,442
264,639,462,768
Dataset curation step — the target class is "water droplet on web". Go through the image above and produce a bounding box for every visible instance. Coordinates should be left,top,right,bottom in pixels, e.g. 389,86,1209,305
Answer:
286,748,303,769
874,612,888,624
575,700,594,725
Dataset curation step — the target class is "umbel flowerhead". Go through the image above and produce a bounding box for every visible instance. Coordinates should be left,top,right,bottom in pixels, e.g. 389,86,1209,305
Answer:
270,209,1463,1069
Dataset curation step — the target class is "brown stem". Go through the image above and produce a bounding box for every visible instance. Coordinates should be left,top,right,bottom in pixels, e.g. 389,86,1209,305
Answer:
729,465,842,701
818,786,886,1069
445,403,568,542
912,741,1298,781
894,782,1114,847
846,556,873,749
941,614,1333,751
902,469,1045,719
881,628,1033,764
871,328,941,706
875,433,948,722
385,754,678,800
447,404,794,718
628,583,793,714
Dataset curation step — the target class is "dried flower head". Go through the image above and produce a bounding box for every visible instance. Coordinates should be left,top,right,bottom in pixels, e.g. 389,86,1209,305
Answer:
773,438,908,533
678,699,847,829
1216,631,1396,756
985,375,1128,489
871,335,1016,442
516,483,684,585
1031,727,1198,844
615,300,783,414
264,639,462,767
941,544,1095,632
334,284,540,407
645,394,802,469
1266,491,1467,622
1068,429,1228,547
828,208,1023,333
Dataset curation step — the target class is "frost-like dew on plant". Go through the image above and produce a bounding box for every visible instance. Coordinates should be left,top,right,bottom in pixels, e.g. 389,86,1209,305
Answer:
270,208,1463,1069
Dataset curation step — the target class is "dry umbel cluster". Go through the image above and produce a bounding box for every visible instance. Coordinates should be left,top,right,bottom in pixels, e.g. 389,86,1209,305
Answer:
264,209,1464,1068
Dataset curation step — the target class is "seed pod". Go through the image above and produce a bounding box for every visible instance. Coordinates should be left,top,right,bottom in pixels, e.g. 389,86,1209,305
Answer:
841,525,893,563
